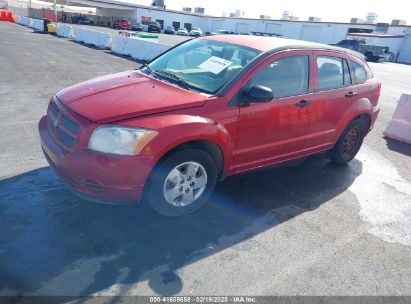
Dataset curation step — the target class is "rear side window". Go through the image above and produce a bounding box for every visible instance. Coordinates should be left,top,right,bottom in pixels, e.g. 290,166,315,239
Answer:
351,61,368,84
317,56,351,90
249,55,309,99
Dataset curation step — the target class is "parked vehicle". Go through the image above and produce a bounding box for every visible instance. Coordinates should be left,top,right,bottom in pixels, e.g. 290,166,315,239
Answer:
332,39,391,62
190,27,202,37
71,15,94,25
131,22,143,31
118,30,139,38
164,26,175,35
177,28,189,36
39,36,381,216
148,22,161,33
211,30,230,35
113,19,131,30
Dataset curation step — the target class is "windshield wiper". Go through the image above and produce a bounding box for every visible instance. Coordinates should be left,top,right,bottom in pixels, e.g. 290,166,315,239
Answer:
141,64,157,78
154,69,191,91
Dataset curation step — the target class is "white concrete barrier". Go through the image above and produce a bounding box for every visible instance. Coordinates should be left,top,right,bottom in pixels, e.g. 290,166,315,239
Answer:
74,27,88,43
17,16,30,26
29,18,44,31
74,28,112,48
56,23,74,39
384,94,411,144
112,35,171,61
111,35,128,55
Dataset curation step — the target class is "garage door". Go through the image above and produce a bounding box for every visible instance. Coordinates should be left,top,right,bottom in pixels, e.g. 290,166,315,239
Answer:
397,34,411,64
236,23,250,34
300,25,322,42
211,20,224,32
265,23,282,35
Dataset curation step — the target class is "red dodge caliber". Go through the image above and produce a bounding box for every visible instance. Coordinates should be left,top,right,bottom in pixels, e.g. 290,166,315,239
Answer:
39,35,380,216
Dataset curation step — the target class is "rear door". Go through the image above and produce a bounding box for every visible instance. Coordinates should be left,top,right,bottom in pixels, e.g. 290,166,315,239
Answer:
303,51,358,152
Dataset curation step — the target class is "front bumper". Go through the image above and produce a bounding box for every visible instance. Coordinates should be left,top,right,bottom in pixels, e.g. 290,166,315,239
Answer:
39,116,157,202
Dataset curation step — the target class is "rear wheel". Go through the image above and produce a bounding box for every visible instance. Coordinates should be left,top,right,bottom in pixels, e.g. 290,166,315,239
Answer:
330,119,366,165
144,149,218,216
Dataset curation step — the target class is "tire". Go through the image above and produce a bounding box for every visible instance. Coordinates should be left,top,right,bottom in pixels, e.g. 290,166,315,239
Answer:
364,52,374,62
144,149,218,217
330,119,366,165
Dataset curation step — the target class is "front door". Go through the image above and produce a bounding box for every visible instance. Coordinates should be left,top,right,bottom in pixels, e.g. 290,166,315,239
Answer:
233,51,315,173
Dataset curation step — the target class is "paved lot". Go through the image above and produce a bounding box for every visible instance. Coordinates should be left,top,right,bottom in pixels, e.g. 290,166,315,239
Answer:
0,22,411,297
71,23,191,46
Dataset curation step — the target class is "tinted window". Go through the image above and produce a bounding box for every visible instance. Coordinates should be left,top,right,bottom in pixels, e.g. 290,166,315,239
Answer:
249,55,309,98
352,61,367,83
317,56,351,90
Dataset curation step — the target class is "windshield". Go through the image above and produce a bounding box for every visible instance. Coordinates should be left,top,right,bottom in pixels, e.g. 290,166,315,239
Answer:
147,39,260,94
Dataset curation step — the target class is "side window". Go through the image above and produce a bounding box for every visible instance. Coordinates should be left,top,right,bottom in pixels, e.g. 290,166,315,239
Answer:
249,55,309,99
351,61,367,84
317,56,352,90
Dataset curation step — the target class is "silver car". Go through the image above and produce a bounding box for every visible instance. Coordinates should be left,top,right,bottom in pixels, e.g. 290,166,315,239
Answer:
190,27,202,37
177,28,189,36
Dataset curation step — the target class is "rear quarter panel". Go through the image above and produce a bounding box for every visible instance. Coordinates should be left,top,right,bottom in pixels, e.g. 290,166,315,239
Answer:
333,55,380,140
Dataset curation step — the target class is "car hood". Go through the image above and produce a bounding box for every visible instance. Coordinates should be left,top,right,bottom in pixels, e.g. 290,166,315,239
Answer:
56,70,208,123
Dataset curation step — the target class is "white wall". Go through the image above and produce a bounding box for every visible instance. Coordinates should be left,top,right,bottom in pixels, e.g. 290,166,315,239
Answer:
91,4,411,63
136,8,207,30
96,7,137,19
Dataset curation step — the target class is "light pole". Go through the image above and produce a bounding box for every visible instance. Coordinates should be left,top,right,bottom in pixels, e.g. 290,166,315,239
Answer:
27,0,31,18
53,0,57,21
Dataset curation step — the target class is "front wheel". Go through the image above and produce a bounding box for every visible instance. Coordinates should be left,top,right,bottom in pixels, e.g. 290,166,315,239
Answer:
330,119,366,165
144,149,218,216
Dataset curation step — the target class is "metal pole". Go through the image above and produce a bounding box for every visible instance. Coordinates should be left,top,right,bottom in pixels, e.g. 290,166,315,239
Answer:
28,0,31,18
54,0,57,21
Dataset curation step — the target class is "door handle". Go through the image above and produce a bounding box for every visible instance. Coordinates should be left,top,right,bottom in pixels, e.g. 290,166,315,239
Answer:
345,91,358,98
295,100,312,108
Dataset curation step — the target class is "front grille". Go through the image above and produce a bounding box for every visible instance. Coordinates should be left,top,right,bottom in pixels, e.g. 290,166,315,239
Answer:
60,114,80,134
49,102,59,117
57,128,76,148
48,102,80,149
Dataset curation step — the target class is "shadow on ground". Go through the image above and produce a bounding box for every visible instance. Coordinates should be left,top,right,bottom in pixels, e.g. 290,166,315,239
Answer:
0,154,362,296
385,138,411,157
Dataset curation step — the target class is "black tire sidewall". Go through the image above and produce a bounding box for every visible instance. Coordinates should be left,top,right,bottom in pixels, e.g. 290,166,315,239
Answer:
145,149,218,217
331,119,366,164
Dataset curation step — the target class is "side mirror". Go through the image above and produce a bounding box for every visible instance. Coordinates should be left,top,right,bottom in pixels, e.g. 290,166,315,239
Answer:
247,85,273,103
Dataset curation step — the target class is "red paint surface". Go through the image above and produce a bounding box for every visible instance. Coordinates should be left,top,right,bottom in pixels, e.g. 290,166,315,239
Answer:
39,37,380,202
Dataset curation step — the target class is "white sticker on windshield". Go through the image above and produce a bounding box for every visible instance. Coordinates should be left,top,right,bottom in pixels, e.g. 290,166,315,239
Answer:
199,56,233,74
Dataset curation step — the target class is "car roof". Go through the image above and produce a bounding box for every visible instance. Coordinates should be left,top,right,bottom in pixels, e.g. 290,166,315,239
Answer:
200,35,364,60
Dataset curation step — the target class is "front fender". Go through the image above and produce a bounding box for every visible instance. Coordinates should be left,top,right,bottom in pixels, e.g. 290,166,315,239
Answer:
122,114,235,170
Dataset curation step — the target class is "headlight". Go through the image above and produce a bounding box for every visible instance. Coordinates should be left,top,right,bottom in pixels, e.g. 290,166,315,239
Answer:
88,126,158,156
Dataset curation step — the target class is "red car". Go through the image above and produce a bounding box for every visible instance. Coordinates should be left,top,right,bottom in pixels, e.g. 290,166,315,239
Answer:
39,36,380,216
113,19,131,30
